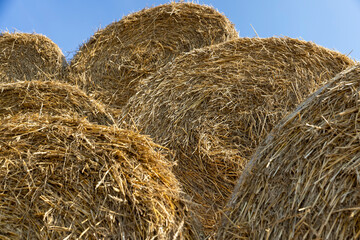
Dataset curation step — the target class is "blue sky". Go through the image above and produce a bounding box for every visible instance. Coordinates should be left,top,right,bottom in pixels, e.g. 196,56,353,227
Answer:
0,0,359,61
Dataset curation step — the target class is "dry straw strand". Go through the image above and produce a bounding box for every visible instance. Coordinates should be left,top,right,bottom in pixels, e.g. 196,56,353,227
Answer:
0,80,113,125
0,114,202,239
70,2,238,112
0,32,67,82
120,37,355,237
217,65,360,239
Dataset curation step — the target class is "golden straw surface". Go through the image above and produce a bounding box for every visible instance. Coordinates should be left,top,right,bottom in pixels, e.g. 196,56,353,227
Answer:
0,114,201,240
0,80,113,125
70,2,238,112
218,65,360,239
121,37,355,237
0,32,67,82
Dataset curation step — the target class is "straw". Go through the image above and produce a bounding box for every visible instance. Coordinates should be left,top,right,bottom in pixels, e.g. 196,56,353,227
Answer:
0,113,202,239
0,32,67,82
70,2,238,112
121,37,355,237
217,65,360,239
0,80,113,125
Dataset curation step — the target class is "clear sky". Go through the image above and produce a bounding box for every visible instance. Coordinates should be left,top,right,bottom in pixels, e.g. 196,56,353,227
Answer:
0,0,359,61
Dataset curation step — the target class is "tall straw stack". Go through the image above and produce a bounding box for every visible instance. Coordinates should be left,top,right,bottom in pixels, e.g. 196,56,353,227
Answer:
70,2,238,112
121,37,355,236
0,114,202,240
0,32,67,82
218,64,360,240
0,80,113,125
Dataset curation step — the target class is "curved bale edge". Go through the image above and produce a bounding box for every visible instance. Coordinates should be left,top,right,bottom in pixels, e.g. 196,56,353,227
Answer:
218,65,360,239
0,32,67,82
70,2,238,111
0,80,114,125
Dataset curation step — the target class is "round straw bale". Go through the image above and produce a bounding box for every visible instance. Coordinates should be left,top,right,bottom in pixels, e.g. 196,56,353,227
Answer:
0,32,67,82
217,64,360,239
0,113,202,239
70,2,238,111
0,80,113,125
121,37,355,235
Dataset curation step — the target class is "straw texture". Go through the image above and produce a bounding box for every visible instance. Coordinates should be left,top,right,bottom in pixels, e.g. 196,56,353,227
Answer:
0,80,113,125
0,114,201,239
218,64,360,239
121,37,355,236
0,32,66,82
70,2,238,111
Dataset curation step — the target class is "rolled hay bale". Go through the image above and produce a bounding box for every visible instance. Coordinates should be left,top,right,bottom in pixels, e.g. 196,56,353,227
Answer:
0,80,113,125
217,64,360,240
0,113,202,240
120,37,355,235
70,2,238,112
0,32,67,82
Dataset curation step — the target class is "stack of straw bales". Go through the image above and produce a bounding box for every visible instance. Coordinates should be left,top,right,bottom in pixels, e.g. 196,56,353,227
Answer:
70,2,238,112
218,64,360,240
0,32,67,82
0,80,113,125
121,37,354,235
2,2,359,239
0,113,202,239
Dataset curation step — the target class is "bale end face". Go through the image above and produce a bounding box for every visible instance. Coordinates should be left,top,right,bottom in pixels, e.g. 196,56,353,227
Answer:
218,65,360,239
0,80,114,125
70,2,238,110
0,114,202,239
0,32,67,82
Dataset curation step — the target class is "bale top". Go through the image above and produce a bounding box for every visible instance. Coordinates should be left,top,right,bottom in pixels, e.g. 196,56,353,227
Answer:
218,65,360,239
0,32,67,82
70,2,238,111
0,113,201,239
0,80,113,125
121,37,355,236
